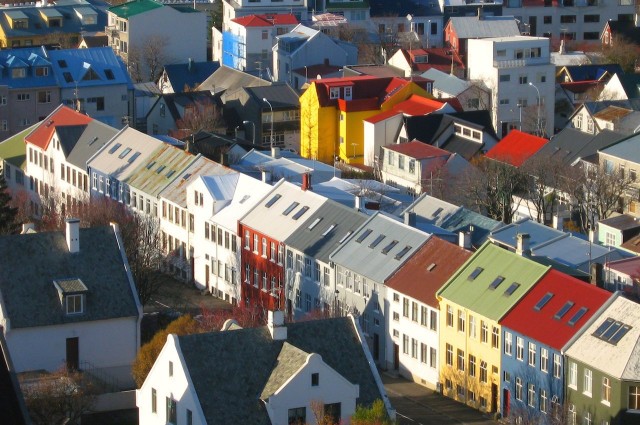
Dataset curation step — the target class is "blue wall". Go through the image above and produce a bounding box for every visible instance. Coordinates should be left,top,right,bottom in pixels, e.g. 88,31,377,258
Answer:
222,31,244,70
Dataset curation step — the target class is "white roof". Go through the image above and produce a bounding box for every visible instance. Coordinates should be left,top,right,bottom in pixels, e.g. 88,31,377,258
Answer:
87,127,164,180
209,174,272,231
240,180,328,241
566,295,640,380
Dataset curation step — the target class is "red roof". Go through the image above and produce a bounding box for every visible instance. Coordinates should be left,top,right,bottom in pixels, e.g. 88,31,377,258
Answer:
232,13,298,27
365,95,448,123
500,270,611,350
385,141,451,160
485,129,548,167
405,48,465,73
25,106,93,151
560,80,603,94
313,76,415,110
386,237,472,307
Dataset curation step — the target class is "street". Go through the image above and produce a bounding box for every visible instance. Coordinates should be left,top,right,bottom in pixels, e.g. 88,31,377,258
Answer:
383,374,498,425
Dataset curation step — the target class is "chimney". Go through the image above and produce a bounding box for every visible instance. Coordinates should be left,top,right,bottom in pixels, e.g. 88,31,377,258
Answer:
552,214,563,230
301,173,312,191
188,57,193,72
516,233,531,256
66,218,80,253
21,223,35,234
558,39,566,55
590,262,604,288
268,310,287,340
589,226,598,244
262,170,272,184
404,211,416,227
271,147,281,158
355,194,363,211
459,231,472,249
477,7,483,20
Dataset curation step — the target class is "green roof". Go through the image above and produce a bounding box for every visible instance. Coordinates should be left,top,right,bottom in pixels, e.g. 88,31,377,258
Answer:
108,0,163,19
0,125,36,170
437,242,548,321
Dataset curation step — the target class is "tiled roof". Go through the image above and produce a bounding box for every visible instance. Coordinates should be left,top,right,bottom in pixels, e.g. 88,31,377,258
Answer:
25,105,93,151
485,130,548,167
437,241,548,321
500,269,611,350
386,237,472,307
177,316,385,424
0,227,140,329
108,0,163,18
232,13,298,27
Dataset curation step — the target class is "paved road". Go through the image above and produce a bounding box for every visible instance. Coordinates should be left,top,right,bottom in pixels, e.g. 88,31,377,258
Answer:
383,374,497,425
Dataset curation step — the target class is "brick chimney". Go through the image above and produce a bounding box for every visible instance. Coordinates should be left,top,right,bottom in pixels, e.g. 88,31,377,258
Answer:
66,218,80,253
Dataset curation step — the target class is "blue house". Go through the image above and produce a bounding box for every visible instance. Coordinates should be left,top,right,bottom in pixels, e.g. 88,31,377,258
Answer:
499,270,612,423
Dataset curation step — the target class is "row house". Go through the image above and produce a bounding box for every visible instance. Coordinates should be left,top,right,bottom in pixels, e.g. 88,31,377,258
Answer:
385,236,472,388
283,199,367,319
238,179,328,311
188,173,271,303
436,240,549,414
329,212,431,367
158,156,234,281
499,270,612,423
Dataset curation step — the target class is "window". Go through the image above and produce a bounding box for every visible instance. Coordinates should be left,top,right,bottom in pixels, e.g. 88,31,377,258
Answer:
311,372,319,386
186,409,192,425
500,74,511,82
398,155,405,170
544,15,552,23
561,15,577,23
169,361,173,377
584,369,592,396
602,377,611,404
569,404,576,425
446,343,453,366
519,75,528,85
529,342,537,367
515,377,523,400
457,349,465,371
480,361,488,383
528,383,536,407
411,302,418,322
329,87,340,99
412,339,418,359
541,348,548,373
254,234,259,252
469,315,476,339
492,327,499,349
481,321,488,343
262,238,267,257
446,305,453,327
38,91,51,103
66,294,83,315
469,354,476,377
505,332,513,355
17,93,29,101
151,388,157,413
458,310,465,333
288,407,306,424
553,354,561,378
409,159,415,173
500,98,510,105
166,397,177,425
421,343,428,364
430,310,437,331
517,337,524,361
421,306,428,326
403,334,409,354
569,361,577,388
403,298,409,317
629,386,640,409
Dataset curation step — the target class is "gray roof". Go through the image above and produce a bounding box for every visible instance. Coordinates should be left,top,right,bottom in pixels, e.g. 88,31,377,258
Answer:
600,132,640,164
0,227,139,329
177,317,385,424
533,128,625,165
65,120,119,169
448,15,520,39
246,83,300,109
421,68,471,97
599,214,640,231
329,213,430,283
198,65,271,95
489,217,566,250
284,200,368,263
260,342,308,399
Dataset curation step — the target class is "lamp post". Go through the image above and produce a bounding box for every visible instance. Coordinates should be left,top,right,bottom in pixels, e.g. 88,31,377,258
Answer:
304,65,308,84
262,98,274,148
427,19,431,48
528,82,542,136
242,120,256,145
406,14,413,53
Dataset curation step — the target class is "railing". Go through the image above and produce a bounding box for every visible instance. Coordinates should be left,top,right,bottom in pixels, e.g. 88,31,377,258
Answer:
493,57,549,68
79,361,123,393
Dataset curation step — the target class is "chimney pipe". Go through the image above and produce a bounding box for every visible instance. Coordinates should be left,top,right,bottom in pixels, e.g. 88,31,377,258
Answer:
459,231,471,249
301,173,312,191
66,218,80,253
589,227,598,244
268,310,287,340
516,233,531,256
271,147,281,159
262,170,272,184
590,262,604,288
355,194,363,211
404,211,416,227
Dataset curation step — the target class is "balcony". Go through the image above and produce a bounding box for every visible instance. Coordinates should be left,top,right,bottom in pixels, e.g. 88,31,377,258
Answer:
105,26,118,39
493,57,548,68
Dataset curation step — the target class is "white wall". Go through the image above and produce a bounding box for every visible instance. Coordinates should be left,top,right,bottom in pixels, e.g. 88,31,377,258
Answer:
363,115,403,167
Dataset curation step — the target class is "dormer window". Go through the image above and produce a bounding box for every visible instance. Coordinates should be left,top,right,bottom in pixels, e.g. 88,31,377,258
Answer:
11,68,26,78
35,66,49,77
344,86,352,100
54,278,88,316
329,87,340,99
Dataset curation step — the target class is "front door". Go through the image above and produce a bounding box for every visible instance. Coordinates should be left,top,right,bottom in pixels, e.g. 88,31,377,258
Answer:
393,343,399,370
503,388,510,418
66,337,79,371
491,383,498,413
205,264,210,292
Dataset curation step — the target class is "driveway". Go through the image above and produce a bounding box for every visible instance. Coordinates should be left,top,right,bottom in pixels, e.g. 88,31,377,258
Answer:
383,374,498,425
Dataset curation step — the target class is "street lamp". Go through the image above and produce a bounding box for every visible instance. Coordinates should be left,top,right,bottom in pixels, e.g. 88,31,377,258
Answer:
242,120,256,145
406,14,413,53
528,82,542,136
262,97,274,148
427,19,431,48
304,65,308,84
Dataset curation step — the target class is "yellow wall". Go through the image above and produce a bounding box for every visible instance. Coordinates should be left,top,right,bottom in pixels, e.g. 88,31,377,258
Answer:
439,300,502,414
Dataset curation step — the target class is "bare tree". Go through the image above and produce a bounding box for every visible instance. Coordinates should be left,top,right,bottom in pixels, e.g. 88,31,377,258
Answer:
600,35,640,73
520,154,567,224
127,35,170,83
170,98,224,139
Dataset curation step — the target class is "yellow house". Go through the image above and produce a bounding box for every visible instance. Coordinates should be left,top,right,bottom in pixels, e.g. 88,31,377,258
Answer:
299,75,431,165
436,241,548,415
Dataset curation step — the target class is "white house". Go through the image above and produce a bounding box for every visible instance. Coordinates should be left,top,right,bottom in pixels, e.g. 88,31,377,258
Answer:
467,36,555,138
422,68,491,112
137,311,393,424
0,220,142,389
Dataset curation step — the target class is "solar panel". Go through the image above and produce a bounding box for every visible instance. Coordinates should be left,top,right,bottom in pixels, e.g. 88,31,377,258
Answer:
468,267,484,281
554,301,574,320
489,276,505,290
504,282,520,296
566,307,588,326
593,318,615,337
533,292,554,311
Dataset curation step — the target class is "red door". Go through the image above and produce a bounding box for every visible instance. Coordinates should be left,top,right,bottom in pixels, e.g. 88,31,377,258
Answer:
503,388,510,418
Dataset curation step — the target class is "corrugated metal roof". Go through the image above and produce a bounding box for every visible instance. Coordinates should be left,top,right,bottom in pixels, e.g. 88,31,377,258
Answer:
209,174,272,231
489,217,566,250
241,180,329,241
284,200,367,263
329,213,431,283
125,145,198,198
449,15,520,39
437,242,548,321
532,128,624,166
532,235,629,271
601,132,640,164
87,127,164,180
158,156,234,207
404,193,461,228
566,295,640,380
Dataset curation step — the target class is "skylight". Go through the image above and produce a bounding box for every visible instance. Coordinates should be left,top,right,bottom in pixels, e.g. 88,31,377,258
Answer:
108,143,122,154
395,246,412,260
338,230,352,243
381,240,398,255
468,267,484,281
504,282,520,296
166,170,175,178
308,218,322,230
356,229,372,243
533,292,554,311
567,307,588,326
554,301,574,320
283,202,299,216
292,206,309,220
323,224,337,237
265,194,281,208
156,165,166,174
146,161,156,170
369,234,386,249
593,317,632,345
118,147,132,159
104,69,115,80
489,276,505,290
127,152,140,163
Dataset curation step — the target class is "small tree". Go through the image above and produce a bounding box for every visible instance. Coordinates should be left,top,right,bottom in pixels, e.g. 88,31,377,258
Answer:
351,399,393,425
171,98,223,139
0,174,19,235
601,36,640,73
20,368,98,425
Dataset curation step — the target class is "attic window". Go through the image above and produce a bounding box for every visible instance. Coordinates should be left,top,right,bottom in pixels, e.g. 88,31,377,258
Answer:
467,267,484,281
146,161,156,170
533,292,553,311
53,278,88,315
108,143,122,154
156,165,166,174
292,206,309,220
58,59,67,68
311,373,319,386
567,307,588,326
554,301,574,320
82,68,100,81
265,194,282,208
283,202,300,216
104,69,115,80
489,276,505,290
381,240,398,255
63,72,74,83
504,282,520,296
356,229,372,243
369,234,386,248
166,170,175,178
395,246,412,260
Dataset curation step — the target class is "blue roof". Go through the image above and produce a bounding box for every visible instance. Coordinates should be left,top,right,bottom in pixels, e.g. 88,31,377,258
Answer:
562,64,623,82
49,47,132,88
0,47,56,89
0,4,106,39
163,61,219,93
441,208,502,247
489,218,564,250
